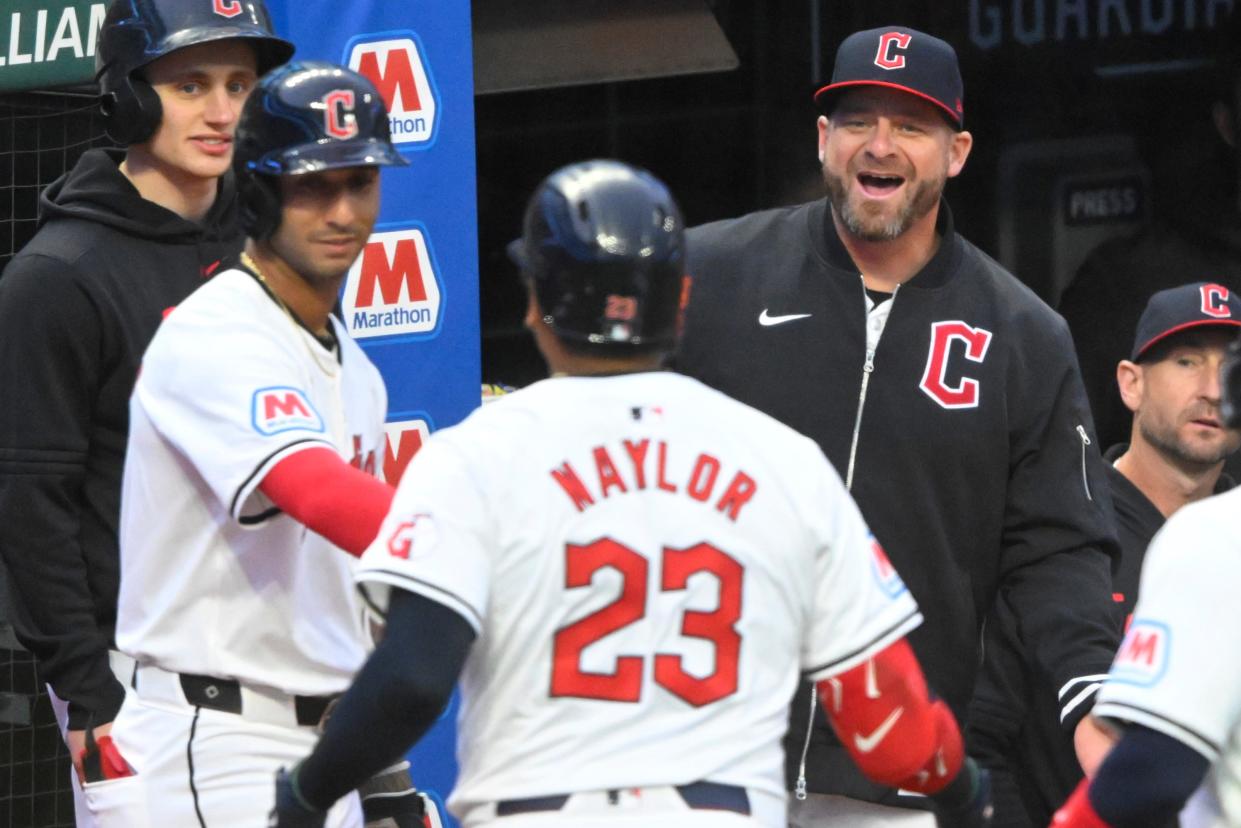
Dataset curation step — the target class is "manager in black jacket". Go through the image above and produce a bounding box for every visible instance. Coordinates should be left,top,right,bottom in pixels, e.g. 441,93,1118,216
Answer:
676,26,1122,826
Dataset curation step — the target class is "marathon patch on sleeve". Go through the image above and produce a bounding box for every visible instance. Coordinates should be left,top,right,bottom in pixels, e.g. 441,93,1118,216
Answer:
251,387,325,436
869,537,908,599
1110,619,1170,687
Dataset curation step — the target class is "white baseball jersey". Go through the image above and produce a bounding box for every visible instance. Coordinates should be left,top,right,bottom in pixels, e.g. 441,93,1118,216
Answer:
116,267,386,697
355,372,922,816
1094,486,1241,828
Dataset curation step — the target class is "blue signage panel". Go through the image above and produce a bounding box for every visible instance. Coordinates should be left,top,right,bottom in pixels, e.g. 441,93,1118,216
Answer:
270,1,478,820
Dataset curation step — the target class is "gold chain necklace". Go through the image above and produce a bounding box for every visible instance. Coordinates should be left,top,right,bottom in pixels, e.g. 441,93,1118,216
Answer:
240,251,303,329
240,251,339,365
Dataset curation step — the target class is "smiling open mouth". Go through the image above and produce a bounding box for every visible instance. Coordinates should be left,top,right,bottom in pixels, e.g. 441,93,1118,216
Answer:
857,172,905,196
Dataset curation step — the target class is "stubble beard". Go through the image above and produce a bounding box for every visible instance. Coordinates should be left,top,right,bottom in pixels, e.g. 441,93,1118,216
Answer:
822,165,943,242
269,233,354,290
1139,413,1240,469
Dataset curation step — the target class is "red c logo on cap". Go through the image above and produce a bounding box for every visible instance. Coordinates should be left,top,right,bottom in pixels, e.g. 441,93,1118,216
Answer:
875,32,912,70
213,0,243,18
1201,284,1232,318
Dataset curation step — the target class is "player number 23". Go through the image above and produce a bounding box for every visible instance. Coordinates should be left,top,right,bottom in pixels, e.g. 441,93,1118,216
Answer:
551,538,743,707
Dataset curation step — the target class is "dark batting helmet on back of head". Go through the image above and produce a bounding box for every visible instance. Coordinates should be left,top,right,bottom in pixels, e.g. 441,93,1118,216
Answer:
509,159,686,352
95,0,294,145
232,60,409,239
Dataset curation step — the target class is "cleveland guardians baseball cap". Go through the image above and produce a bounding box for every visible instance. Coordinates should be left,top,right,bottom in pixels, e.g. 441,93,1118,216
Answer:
1131,282,1241,361
813,26,964,129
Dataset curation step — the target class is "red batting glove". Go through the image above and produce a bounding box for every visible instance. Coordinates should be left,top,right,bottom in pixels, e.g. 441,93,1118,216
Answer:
79,734,135,783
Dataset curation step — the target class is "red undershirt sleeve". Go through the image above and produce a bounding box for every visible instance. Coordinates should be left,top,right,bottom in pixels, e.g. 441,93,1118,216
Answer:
259,446,394,557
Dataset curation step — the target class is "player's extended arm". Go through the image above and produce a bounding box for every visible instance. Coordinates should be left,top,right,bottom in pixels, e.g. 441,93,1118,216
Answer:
1051,722,1208,827
259,447,394,557
272,587,475,823
817,637,991,825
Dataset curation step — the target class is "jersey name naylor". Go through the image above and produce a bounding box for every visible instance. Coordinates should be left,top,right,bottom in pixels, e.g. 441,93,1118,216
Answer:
550,437,758,522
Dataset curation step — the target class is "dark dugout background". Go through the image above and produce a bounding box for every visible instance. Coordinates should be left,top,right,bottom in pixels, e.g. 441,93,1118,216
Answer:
474,0,1235,386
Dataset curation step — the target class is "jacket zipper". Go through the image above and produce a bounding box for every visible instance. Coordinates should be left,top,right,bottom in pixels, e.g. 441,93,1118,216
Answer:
796,277,897,800
1076,425,1094,501
844,348,876,491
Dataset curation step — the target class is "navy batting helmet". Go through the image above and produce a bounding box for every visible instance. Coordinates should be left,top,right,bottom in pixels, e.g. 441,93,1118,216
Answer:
232,60,409,239
96,0,293,145
508,160,686,351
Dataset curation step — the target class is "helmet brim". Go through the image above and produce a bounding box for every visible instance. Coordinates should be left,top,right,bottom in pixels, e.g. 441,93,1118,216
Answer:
260,138,410,174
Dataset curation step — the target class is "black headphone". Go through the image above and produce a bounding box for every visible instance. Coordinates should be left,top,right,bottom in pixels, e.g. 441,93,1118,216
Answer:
99,74,163,146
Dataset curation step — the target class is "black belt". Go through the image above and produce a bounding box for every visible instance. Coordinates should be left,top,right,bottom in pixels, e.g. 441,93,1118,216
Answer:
496,781,751,817
176,673,336,727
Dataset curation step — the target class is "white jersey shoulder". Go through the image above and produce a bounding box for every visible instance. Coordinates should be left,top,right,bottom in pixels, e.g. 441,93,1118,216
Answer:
117,267,386,695
356,372,919,812
1095,487,1241,828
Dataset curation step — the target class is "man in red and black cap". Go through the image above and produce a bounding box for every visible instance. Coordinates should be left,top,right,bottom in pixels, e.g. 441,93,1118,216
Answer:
676,25,1122,827
972,282,1241,826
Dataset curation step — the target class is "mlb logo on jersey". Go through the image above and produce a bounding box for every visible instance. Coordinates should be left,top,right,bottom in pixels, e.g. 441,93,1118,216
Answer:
869,537,907,599
1110,619,1170,687
346,33,439,147
383,418,430,486
251,387,324,436
341,225,443,340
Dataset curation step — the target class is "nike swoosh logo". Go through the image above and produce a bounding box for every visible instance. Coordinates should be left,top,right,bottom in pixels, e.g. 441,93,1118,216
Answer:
853,706,904,753
758,309,812,326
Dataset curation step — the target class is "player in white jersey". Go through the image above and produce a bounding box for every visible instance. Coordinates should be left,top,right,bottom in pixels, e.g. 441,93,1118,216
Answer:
1052,334,1241,827
271,161,993,828
107,62,414,827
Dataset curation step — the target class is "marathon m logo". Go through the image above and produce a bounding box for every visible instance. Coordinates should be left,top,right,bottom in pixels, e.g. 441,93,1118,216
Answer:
919,321,993,409
874,31,912,70
212,0,243,18
341,225,443,340
1110,619,1170,687
383,418,431,485
869,538,907,599
346,32,439,147
251,387,325,435
323,89,358,140
1200,283,1232,318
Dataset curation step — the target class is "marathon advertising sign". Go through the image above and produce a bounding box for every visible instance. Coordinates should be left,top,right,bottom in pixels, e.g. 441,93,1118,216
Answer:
0,0,104,93
342,224,444,341
383,417,431,486
346,31,440,149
